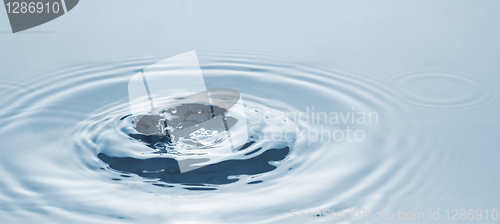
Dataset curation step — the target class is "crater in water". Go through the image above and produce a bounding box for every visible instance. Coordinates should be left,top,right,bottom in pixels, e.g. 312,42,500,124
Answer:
87,97,300,190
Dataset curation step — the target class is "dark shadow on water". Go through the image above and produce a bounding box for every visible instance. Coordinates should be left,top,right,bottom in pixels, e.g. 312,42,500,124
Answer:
128,133,170,149
98,146,289,186
247,180,263,184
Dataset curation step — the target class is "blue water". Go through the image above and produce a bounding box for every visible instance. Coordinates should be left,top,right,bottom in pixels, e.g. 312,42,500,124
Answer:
1,1,500,223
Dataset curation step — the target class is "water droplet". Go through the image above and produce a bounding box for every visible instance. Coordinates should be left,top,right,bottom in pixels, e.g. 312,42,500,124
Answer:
172,109,177,114
198,110,202,114
177,124,183,129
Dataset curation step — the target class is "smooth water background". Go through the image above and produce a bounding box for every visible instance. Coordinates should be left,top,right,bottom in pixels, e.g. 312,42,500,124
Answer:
1,1,500,223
